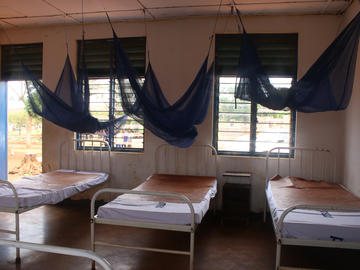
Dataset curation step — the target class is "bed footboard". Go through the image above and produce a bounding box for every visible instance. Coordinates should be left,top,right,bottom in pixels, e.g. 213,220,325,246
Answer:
90,188,196,270
0,239,112,270
275,204,360,270
264,146,360,270
264,147,336,222
0,179,21,263
0,139,111,264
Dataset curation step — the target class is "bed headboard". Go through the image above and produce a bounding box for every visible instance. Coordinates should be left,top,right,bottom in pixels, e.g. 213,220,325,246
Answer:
59,139,111,174
154,144,217,177
265,147,336,183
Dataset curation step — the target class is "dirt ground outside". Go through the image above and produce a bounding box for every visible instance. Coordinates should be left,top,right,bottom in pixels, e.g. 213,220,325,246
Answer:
7,79,43,182
7,139,42,181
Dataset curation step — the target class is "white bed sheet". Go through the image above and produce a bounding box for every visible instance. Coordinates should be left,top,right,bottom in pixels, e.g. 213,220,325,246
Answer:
0,170,108,209
266,182,360,242
97,180,217,225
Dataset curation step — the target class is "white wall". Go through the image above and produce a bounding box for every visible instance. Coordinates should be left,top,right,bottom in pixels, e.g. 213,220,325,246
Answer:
1,12,348,211
342,1,360,197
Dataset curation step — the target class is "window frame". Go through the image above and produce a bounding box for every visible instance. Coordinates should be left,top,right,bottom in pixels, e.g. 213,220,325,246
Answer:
1,43,43,179
76,37,146,153
213,77,296,157
1,43,43,81
213,33,297,157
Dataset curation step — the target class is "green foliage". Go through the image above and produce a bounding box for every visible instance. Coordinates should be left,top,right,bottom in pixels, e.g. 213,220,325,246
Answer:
8,110,28,129
24,92,41,121
8,99,42,132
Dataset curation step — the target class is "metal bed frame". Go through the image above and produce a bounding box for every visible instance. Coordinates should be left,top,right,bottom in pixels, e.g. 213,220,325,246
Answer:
0,138,111,263
0,239,112,270
264,147,360,270
90,144,218,270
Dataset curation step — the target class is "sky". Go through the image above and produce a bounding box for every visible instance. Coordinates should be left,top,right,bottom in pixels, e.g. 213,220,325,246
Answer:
7,81,26,111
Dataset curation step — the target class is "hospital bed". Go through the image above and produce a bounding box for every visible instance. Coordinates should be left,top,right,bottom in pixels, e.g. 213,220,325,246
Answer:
90,144,217,270
264,147,360,270
0,139,111,263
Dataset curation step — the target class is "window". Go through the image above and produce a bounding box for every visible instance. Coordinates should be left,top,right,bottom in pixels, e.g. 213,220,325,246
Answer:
1,43,43,179
214,34,297,156
77,37,146,152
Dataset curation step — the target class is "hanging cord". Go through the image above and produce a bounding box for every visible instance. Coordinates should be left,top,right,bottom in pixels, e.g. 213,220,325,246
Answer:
104,11,115,31
79,0,87,100
222,0,233,33
229,1,245,109
235,7,246,34
80,0,86,75
230,0,238,29
231,6,241,33
81,0,84,30
233,7,239,109
230,0,246,33
103,9,119,88
63,14,69,54
207,0,224,55
80,0,85,62
143,9,150,62
335,9,351,35
99,0,115,32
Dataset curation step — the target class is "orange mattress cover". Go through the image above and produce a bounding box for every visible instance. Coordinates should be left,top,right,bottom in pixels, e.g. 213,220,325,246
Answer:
122,174,216,203
13,171,102,190
270,176,360,209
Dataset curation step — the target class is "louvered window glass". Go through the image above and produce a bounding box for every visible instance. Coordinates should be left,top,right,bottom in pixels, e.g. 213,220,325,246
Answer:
214,34,297,156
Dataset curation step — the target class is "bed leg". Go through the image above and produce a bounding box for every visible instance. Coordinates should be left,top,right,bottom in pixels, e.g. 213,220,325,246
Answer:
189,230,195,270
91,219,96,270
275,240,281,270
212,196,217,215
15,211,20,264
263,194,267,223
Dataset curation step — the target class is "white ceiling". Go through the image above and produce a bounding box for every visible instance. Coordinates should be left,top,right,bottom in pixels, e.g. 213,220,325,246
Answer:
0,0,353,28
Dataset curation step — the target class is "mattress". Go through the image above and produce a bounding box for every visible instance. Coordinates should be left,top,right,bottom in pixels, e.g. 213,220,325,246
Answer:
0,169,109,208
97,174,217,225
266,177,360,242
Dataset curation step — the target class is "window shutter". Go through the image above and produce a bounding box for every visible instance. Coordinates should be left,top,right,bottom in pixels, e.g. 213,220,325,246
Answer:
215,34,298,77
1,43,43,81
78,37,146,77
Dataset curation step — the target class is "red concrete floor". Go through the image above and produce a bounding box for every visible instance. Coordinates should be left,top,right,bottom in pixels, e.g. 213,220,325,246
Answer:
0,201,358,270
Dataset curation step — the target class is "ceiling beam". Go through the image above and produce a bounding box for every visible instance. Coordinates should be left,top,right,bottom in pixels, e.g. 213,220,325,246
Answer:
136,0,156,20
41,0,81,23
0,0,352,28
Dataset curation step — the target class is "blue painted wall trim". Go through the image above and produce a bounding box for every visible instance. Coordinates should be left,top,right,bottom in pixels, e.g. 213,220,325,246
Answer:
0,82,8,180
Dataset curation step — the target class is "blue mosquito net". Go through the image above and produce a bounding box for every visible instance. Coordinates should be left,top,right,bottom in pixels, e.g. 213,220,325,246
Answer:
235,9,360,112
23,38,127,133
112,28,214,148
